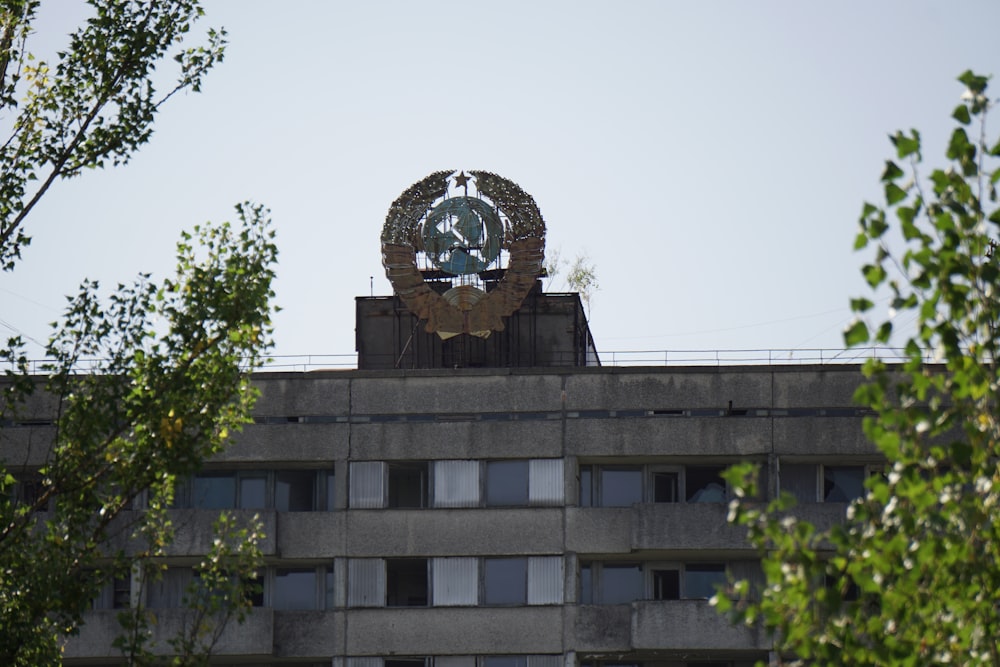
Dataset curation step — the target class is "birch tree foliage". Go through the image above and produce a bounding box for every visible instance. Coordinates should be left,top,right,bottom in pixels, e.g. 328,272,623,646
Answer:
718,71,1000,667
0,2,278,664
0,0,225,270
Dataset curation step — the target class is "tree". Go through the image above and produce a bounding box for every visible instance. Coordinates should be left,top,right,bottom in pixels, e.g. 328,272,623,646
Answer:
0,0,225,271
0,2,276,664
544,247,600,316
717,71,1000,666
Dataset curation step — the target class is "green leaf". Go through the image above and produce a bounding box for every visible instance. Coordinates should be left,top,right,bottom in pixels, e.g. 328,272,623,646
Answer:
875,321,892,343
885,182,907,205
863,263,887,287
951,104,971,125
880,160,904,182
891,130,921,159
957,69,988,94
947,127,970,161
843,319,870,346
851,297,875,313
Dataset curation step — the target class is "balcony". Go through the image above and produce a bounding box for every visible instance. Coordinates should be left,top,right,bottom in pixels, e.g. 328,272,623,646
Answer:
571,600,767,652
65,607,275,659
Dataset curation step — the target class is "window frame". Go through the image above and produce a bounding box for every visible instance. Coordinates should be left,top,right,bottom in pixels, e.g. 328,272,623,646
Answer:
172,467,333,511
579,463,739,507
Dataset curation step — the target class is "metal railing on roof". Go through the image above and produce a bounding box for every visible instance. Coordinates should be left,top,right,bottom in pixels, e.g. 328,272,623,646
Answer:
255,347,921,372
8,348,927,375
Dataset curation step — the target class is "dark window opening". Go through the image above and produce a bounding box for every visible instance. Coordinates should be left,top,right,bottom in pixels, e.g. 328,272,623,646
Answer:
386,660,430,667
684,563,726,599
653,471,679,503
388,462,429,508
823,466,865,502
112,577,131,609
276,469,316,511
685,466,727,503
653,569,680,600
386,558,428,607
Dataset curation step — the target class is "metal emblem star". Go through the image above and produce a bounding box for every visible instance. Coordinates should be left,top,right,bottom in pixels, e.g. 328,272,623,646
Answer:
454,171,470,188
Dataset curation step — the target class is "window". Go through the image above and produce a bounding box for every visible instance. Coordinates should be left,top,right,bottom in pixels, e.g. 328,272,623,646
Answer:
600,563,644,604
193,472,237,509
580,463,736,506
348,556,563,607
579,466,643,507
272,568,319,610
12,475,50,511
652,569,680,600
780,462,875,503
823,465,865,502
388,462,430,508
387,558,428,606
352,459,564,508
276,469,318,511
148,566,330,609
580,562,643,604
683,563,727,599
485,461,528,506
484,558,527,605
583,562,730,603
685,466,727,502
173,468,332,511
652,470,679,503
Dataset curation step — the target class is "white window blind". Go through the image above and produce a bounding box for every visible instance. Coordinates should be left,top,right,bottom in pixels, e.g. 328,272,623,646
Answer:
349,462,386,508
434,460,480,508
527,556,564,604
432,557,479,606
528,459,564,505
347,558,386,607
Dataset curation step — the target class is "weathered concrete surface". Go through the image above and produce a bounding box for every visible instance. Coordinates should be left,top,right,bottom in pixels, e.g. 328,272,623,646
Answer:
345,607,563,655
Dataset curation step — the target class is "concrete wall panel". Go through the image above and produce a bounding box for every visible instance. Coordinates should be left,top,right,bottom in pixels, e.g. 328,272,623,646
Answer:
350,421,563,460
568,604,631,652
277,512,345,558
0,426,55,467
631,503,752,551
772,368,864,408
563,370,773,411
253,375,351,416
772,418,874,456
66,608,276,658
345,607,563,655
345,509,564,557
273,610,343,657
350,374,564,414
220,423,348,462
565,508,631,554
631,600,768,650
568,418,772,458
160,509,277,557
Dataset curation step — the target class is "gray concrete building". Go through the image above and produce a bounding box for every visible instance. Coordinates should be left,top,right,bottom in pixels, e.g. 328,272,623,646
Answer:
10,172,879,665
48,308,875,666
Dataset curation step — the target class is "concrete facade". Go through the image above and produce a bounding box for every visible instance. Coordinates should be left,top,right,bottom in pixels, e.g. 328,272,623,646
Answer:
0,363,882,666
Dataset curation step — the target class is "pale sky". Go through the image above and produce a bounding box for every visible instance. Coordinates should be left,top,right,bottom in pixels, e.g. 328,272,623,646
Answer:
2,1,999,366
